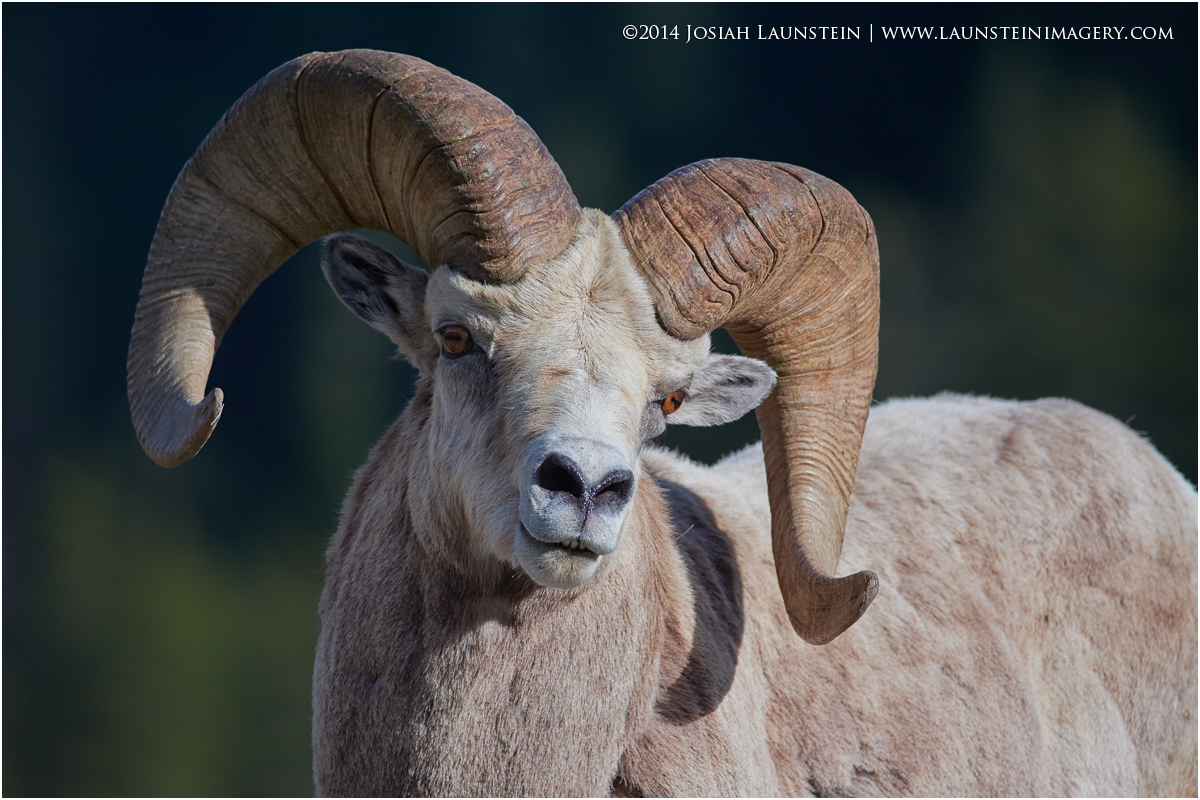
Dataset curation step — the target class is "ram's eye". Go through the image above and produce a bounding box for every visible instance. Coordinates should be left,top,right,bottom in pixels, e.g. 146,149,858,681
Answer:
440,325,472,356
662,390,685,415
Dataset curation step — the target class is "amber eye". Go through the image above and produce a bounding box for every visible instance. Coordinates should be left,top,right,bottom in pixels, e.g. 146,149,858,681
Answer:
662,390,685,415
440,325,472,356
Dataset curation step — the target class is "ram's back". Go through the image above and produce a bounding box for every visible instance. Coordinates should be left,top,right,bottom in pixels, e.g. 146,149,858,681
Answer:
647,393,1197,796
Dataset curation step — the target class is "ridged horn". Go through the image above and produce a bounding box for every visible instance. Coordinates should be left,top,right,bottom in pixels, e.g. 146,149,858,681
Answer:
129,49,581,467
613,158,879,645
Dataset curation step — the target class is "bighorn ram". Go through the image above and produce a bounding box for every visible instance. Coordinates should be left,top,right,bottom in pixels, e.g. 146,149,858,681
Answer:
128,50,1197,796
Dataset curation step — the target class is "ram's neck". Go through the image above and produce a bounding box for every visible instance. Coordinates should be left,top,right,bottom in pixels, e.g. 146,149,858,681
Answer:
313,391,681,796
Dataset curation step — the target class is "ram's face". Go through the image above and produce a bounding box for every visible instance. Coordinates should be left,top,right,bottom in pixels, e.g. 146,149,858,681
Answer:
323,210,774,589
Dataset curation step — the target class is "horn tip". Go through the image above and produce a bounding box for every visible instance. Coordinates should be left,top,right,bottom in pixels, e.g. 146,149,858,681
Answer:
144,388,224,468
788,569,879,646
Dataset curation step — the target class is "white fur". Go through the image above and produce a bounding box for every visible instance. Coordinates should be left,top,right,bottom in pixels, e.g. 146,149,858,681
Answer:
313,214,1197,796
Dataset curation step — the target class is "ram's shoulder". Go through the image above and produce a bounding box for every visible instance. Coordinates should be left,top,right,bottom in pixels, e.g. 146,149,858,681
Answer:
861,393,1190,485
848,394,1196,580
639,443,771,554
642,441,769,503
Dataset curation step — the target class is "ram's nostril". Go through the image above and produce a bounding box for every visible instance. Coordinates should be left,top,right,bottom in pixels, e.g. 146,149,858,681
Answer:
592,469,634,507
535,454,586,499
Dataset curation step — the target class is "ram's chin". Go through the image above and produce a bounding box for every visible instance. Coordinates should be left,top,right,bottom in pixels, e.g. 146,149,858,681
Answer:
514,526,603,589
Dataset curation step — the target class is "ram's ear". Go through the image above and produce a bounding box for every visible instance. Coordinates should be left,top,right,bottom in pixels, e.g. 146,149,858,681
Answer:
322,233,435,371
669,354,777,427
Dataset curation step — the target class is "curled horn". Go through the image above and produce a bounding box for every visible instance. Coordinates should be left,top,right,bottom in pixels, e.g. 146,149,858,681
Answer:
613,158,879,645
128,49,580,467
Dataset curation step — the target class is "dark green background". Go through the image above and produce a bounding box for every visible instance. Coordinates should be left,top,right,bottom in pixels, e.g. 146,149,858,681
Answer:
5,3,1195,795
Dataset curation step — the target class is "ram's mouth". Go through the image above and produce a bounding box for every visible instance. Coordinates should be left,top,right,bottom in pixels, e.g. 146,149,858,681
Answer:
514,523,605,590
556,538,592,552
519,524,602,557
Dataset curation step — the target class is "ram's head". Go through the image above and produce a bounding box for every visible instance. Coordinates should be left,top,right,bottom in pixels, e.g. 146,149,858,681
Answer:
128,50,879,644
